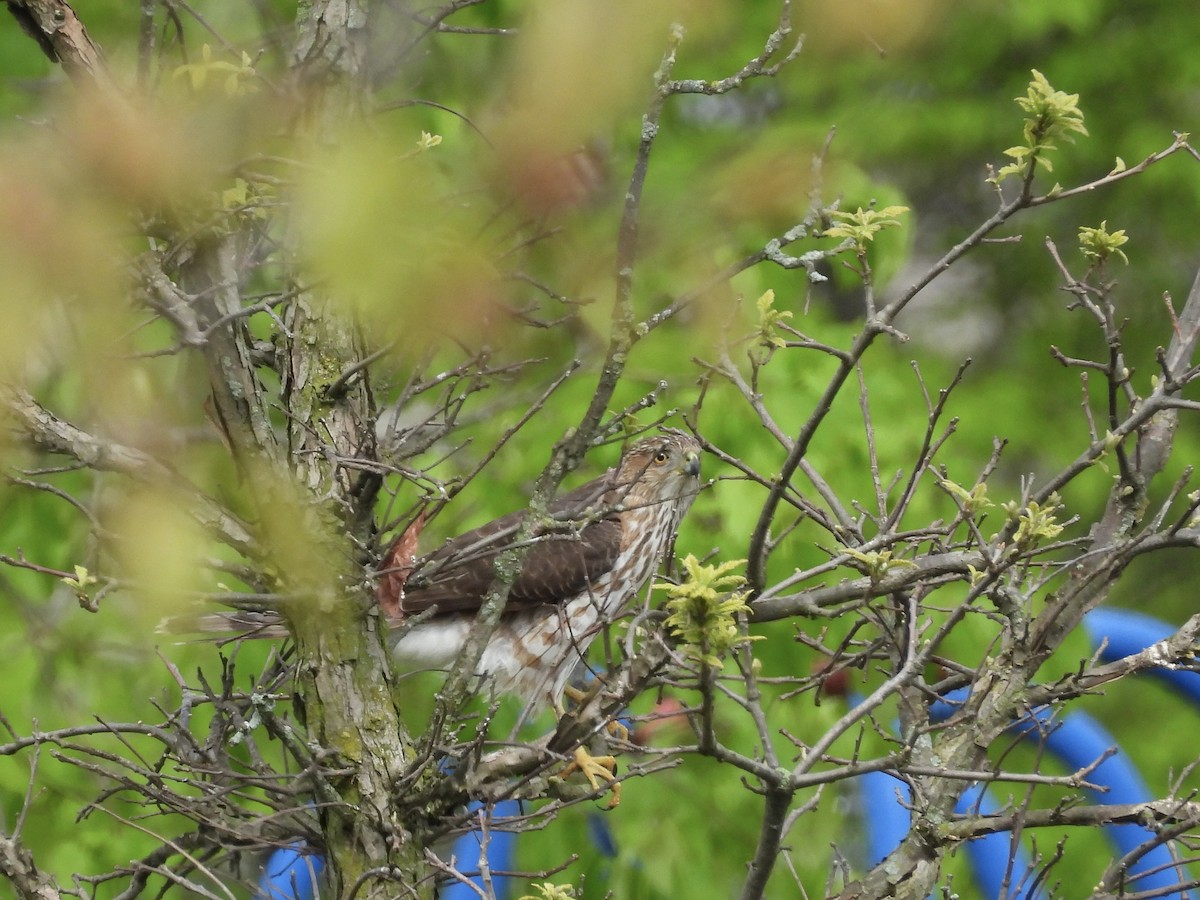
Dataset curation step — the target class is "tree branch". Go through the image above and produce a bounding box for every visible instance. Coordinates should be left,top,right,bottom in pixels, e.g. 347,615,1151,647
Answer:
3,386,255,554
4,0,119,91
0,830,61,900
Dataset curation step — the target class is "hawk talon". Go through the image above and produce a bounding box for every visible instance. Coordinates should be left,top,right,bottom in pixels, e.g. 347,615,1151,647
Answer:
562,683,593,707
562,684,630,743
605,718,630,744
560,746,621,809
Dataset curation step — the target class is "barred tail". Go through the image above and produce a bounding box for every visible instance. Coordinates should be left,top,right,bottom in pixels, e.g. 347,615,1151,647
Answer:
156,610,291,640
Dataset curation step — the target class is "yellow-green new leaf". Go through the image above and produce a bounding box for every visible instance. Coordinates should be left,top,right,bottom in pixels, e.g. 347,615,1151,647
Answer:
662,556,762,668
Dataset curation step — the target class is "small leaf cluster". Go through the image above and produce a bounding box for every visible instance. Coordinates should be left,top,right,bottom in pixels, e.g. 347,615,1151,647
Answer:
1004,493,1065,550
1079,220,1129,265
220,178,272,223
172,44,258,97
753,289,792,358
662,556,760,668
939,477,994,516
415,131,443,152
823,206,909,255
842,547,917,581
991,69,1087,184
61,564,98,607
519,884,577,900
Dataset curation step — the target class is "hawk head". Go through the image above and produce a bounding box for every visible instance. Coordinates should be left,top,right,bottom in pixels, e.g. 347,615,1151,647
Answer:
610,429,702,512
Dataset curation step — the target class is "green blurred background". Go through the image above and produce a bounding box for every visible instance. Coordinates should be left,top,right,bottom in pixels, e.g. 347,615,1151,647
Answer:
2,0,1199,896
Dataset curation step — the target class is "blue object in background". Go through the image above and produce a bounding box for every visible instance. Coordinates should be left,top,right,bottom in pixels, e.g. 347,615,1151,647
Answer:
259,608,1200,898
257,800,521,900
861,608,1199,899
1012,705,1188,896
957,782,1041,899
256,665,628,900
859,768,914,869
861,770,1039,897
440,800,522,900
1083,607,1200,706
258,842,325,900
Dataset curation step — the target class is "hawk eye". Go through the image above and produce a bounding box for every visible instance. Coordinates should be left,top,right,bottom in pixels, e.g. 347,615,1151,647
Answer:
653,449,670,464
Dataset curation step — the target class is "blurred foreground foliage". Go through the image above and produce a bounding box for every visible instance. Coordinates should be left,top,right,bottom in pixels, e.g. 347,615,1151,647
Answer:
1,0,1199,898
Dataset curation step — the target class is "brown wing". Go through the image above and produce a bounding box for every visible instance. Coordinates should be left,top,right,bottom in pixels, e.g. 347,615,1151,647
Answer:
397,471,623,616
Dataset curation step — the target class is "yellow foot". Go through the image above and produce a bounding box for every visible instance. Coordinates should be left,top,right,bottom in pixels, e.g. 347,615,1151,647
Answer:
604,718,629,743
560,746,621,809
562,683,592,707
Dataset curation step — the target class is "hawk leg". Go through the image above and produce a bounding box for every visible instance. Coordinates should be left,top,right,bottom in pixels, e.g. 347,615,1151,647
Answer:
559,746,620,810
555,684,626,809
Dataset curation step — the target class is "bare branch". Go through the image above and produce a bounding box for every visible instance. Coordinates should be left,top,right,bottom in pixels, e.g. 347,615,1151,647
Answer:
3,386,255,554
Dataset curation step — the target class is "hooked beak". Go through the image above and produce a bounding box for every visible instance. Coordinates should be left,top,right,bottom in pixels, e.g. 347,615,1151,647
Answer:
683,450,701,478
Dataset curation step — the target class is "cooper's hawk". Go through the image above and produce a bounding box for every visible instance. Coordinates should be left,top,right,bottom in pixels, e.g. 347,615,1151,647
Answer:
383,429,701,709
183,430,701,712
